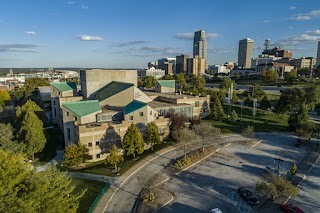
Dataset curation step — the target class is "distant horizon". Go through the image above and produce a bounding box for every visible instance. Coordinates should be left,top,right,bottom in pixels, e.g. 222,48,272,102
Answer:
0,0,319,68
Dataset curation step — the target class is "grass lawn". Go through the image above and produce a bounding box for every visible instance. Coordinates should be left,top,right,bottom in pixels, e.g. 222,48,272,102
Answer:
204,104,289,133
71,178,107,213
36,128,64,164
62,141,174,177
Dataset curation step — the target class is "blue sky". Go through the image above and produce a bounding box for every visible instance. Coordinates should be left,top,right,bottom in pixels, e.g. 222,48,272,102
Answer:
0,0,319,68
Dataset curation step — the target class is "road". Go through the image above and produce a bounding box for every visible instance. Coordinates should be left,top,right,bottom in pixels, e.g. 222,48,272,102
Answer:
289,158,320,212
156,133,308,213
103,135,249,213
205,83,288,93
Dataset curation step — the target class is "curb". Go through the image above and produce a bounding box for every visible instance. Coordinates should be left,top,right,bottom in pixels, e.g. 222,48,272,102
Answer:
151,191,174,213
250,140,262,147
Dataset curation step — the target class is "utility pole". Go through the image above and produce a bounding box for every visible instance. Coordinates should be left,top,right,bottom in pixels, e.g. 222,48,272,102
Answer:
274,158,284,174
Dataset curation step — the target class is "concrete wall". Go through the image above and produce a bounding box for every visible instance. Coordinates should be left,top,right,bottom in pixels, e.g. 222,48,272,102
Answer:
133,87,153,103
80,69,137,99
99,87,134,107
124,105,158,124
176,95,210,118
155,85,175,93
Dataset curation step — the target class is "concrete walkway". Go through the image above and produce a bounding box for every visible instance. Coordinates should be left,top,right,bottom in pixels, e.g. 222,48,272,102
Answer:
36,150,64,172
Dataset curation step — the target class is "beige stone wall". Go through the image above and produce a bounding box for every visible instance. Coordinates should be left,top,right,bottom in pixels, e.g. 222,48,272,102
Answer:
99,87,134,107
124,105,158,124
177,95,210,118
133,87,153,103
80,69,138,99
79,111,102,125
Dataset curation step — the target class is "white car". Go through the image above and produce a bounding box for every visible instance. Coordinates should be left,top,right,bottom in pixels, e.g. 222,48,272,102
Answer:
209,208,222,213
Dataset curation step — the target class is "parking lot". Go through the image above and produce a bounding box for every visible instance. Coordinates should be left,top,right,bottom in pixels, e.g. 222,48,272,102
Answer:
156,133,308,213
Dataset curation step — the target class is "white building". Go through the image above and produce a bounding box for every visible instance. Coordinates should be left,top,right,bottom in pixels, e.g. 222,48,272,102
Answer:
251,55,282,69
211,65,230,75
140,67,165,79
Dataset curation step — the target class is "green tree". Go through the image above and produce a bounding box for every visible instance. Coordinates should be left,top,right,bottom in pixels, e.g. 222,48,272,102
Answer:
219,78,236,90
262,69,279,82
256,173,298,201
242,126,255,138
23,78,50,96
211,98,225,121
16,99,46,123
106,144,124,171
63,143,88,167
172,128,195,162
122,123,144,158
161,75,174,80
189,74,206,94
0,123,24,152
0,89,11,107
290,163,297,176
230,109,238,123
174,73,187,91
145,122,161,151
243,83,266,101
0,148,84,213
286,69,297,84
167,109,188,131
9,89,25,102
260,95,271,110
193,123,221,152
143,76,156,88
232,92,239,103
18,111,46,160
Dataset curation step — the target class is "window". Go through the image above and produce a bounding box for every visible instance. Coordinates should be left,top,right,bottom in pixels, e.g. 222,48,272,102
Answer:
150,111,152,115
96,141,100,146
195,101,199,108
53,101,56,106
139,112,143,116
54,108,57,117
67,128,71,140
129,116,133,120
66,111,69,116
74,117,77,121
58,92,61,96
88,142,92,147
96,154,100,159
154,113,157,118
159,127,164,136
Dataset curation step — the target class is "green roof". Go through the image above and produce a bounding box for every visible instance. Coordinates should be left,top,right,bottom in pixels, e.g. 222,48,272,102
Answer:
62,100,101,117
157,80,175,89
124,100,147,115
96,81,134,102
51,82,77,92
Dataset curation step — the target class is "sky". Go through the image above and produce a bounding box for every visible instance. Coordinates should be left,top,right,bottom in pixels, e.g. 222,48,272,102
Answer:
0,0,319,68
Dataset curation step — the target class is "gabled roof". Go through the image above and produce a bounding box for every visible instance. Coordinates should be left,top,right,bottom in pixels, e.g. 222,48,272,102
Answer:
50,82,77,92
96,81,134,102
157,80,175,88
124,100,147,115
62,100,101,117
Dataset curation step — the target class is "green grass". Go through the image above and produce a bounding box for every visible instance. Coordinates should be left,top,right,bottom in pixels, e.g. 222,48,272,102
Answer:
204,104,289,133
71,178,107,213
37,128,64,163
62,141,174,177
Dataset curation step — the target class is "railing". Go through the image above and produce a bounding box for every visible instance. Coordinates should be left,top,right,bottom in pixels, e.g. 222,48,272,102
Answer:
87,183,110,213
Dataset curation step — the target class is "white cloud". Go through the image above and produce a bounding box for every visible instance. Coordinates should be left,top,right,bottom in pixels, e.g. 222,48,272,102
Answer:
81,5,88,9
112,40,148,47
78,35,103,41
274,29,320,46
289,26,294,29
67,1,75,4
263,20,271,23
26,31,37,36
0,44,43,53
290,10,320,21
290,6,296,10
174,32,221,40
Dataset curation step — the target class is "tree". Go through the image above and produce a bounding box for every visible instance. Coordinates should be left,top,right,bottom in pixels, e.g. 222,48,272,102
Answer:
256,173,298,201
189,74,206,94
9,89,24,102
167,109,188,131
18,111,46,160
193,123,221,152
160,75,174,80
219,78,236,90
211,98,225,121
290,163,297,176
243,83,266,101
174,73,187,91
0,148,83,213
172,128,195,162
295,121,316,141
16,99,46,123
106,144,124,171
23,78,50,96
242,126,255,138
262,69,279,82
145,122,161,151
63,143,88,167
143,76,156,88
122,123,144,158
0,89,11,107
230,110,238,123
260,95,271,110
286,69,297,84
232,92,239,103
0,123,24,152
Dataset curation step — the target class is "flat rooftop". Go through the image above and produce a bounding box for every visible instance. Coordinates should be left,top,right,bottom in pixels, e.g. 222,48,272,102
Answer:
148,100,191,109
144,91,203,100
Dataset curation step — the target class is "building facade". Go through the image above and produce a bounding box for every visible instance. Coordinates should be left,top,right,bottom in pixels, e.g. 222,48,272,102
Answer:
140,67,165,79
238,38,254,68
317,41,320,69
187,56,205,76
290,57,316,69
176,54,189,74
193,30,207,69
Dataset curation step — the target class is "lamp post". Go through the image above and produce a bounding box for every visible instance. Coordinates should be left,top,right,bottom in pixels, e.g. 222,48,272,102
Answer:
274,158,284,174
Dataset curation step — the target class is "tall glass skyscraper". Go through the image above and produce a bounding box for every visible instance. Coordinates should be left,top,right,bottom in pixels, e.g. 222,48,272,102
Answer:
316,41,320,69
193,30,207,69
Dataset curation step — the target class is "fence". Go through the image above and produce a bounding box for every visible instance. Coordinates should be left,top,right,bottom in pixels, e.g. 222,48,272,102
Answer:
87,183,110,213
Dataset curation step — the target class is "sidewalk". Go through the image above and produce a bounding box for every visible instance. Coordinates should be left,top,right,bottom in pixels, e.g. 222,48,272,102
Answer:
36,150,64,172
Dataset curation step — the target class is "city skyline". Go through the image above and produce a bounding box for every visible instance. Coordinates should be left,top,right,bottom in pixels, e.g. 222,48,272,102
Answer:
0,0,320,68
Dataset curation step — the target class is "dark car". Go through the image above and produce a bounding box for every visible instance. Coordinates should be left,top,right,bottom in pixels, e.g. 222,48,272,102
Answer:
280,204,304,213
238,187,260,205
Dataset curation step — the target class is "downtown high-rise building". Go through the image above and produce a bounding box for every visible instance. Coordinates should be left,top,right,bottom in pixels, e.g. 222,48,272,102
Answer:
193,30,207,69
316,41,320,69
176,54,189,74
238,38,254,68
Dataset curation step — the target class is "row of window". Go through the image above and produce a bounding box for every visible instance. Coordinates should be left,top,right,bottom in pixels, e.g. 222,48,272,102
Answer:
88,141,100,147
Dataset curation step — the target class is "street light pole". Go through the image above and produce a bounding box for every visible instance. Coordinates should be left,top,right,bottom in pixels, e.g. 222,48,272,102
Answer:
274,158,284,174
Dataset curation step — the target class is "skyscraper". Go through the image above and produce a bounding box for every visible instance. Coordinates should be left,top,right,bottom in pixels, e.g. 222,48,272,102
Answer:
193,30,207,69
238,38,254,68
316,41,320,69
176,54,189,74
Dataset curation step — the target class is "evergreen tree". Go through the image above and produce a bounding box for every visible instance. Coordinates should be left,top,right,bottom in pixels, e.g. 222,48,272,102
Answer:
143,76,156,88
230,110,238,123
122,123,144,158
145,122,161,151
0,123,24,152
232,92,239,103
260,95,271,110
211,98,225,121
18,111,46,160
106,144,124,171
290,163,297,176
0,148,83,213
16,99,46,123
63,144,88,167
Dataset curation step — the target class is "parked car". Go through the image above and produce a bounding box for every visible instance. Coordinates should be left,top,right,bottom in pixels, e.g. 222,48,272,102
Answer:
238,187,260,205
280,204,304,213
209,208,222,213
